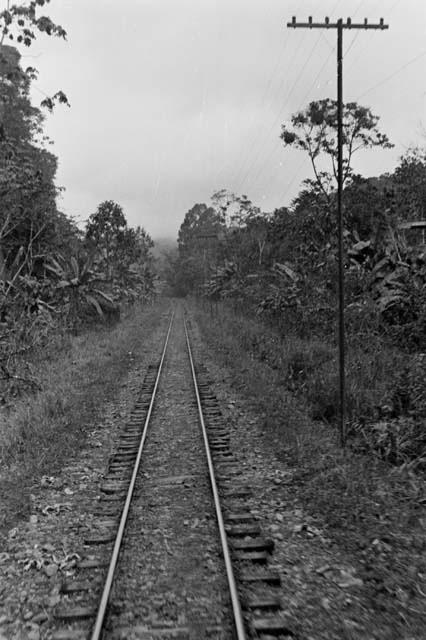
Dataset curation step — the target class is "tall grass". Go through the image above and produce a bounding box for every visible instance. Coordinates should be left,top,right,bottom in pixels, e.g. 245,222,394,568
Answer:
0,300,169,531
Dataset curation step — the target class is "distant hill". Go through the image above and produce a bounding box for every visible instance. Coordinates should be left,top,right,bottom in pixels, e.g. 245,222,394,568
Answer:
151,237,177,259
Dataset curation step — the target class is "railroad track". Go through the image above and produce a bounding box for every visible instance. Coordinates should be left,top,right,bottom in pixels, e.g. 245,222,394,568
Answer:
51,307,292,640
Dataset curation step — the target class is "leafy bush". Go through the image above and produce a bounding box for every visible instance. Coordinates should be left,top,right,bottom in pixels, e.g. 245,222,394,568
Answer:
46,254,119,326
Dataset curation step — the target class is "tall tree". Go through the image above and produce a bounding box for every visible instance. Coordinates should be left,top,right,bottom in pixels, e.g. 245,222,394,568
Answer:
280,99,393,198
0,45,64,281
86,200,127,280
177,203,224,293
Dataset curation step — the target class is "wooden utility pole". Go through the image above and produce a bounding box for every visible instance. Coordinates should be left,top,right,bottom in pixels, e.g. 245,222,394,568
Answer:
287,16,388,447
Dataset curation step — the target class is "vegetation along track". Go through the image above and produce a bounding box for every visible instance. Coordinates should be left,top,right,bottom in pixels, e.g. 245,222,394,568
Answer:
51,304,292,640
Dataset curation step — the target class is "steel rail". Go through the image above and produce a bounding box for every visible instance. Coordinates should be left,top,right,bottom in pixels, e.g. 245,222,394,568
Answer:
90,310,175,640
184,317,247,640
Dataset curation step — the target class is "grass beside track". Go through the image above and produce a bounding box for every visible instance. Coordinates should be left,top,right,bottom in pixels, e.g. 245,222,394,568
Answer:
192,300,426,631
0,300,169,535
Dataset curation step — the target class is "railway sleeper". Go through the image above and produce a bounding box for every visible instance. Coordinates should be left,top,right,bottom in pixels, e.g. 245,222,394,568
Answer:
60,580,95,594
109,455,135,463
97,492,126,501
234,550,269,564
105,464,134,473
51,629,87,640
225,524,261,537
107,465,132,474
216,468,243,478
232,537,274,552
104,467,132,474
244,595,282,611
100,483,128,494
84,532,115,545
222,487,252,499
93,517,117,526
225,512,256,524
110,449,136,457
251,617,295,637
77,557,109,569
214,453,236,462
54,606,96,621
116,443,139,449
94,508,120,517
240,570,281,586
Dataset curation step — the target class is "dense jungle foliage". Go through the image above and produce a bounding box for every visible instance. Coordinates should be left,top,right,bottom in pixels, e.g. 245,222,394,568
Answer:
170,100,426,466
0,5,155,401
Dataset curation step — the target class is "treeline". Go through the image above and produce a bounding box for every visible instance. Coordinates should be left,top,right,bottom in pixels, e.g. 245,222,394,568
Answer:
172,157,426,348
0,40,154,397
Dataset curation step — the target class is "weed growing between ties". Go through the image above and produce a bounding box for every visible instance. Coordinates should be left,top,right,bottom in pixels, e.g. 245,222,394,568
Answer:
0,301,169,533
192,301,426,564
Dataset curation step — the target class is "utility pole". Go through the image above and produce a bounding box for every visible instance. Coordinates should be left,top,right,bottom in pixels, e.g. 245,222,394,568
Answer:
287,16,388,447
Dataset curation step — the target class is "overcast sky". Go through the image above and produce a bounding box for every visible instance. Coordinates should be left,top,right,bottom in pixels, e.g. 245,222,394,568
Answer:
23,0,426,240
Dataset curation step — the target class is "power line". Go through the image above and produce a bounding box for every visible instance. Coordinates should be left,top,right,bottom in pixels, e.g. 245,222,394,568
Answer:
343,30,361,58
225,3,298,188
345,0,402,74
237,31,324,193
388,0,402,14
279,156,309,203
246,44,335,192
232,5,325,189
228,35,292,188
231,29,309,189
357,49,426,99
234,0,324,186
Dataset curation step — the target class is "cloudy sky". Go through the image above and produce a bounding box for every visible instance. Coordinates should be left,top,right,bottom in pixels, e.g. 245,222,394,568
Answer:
23,0,426,240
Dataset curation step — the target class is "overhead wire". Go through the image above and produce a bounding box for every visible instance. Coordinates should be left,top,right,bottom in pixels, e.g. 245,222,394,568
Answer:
279,156,310,203
344,0,398,76
248,40,336,192
230,28,308,189
224,1,296,188
343,30,361,58
232,0,325,192
357,49,426,99
227,32,292,189
237,30,324,194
